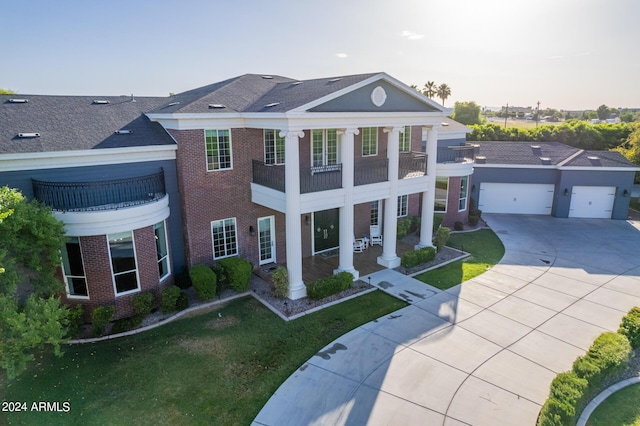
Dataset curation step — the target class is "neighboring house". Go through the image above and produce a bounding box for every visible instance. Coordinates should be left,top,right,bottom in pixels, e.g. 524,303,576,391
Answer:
471,141,639,219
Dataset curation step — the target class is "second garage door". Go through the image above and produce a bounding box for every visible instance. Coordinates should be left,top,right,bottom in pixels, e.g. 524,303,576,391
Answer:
569,186,615,219
479,183,555,214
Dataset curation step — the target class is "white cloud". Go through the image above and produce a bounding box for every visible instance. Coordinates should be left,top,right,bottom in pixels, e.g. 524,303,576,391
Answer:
335,53,348,58
547,55,564,60
400,30,424,40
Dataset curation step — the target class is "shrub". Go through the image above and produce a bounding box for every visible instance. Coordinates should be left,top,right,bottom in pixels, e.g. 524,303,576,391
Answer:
453,221,464,231
619,306,640,349
401,246,437,269
111,315,142,334
161,285,181,313
91,306,114,337
583,332,631,378
176,291,189,311
537,372,588,426
272,266,289,299
396,217,413,239
434,226,450,251
211,262,227,291
468,215,479,226
218,257,252,292
189,264,217,301
131,291,154,317
64,304,84,339
307,272,353,300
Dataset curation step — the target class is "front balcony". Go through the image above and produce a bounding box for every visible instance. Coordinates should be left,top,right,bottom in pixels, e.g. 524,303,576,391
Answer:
252,154,427,195
32,170,166,212
437,144,476,164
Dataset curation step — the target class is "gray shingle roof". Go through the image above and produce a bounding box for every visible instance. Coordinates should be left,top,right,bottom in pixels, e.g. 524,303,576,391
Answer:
0,95,174,154
474,141,637,168
149,73,381,114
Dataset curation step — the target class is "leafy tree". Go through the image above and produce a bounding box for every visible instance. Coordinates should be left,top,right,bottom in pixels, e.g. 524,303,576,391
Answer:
0,88,16,94
0,186,69,379
436,83,451,106
422,81,437,98
597,104,611,120
452,101,482,125
620,112,636,123
615,124,640,165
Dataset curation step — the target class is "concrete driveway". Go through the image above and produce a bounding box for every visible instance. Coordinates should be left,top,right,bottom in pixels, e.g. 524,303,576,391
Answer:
253,215,640,426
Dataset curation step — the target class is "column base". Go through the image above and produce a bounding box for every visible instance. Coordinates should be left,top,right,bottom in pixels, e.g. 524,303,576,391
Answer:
377,255,401,269
287,281,307,300
333,267,359,281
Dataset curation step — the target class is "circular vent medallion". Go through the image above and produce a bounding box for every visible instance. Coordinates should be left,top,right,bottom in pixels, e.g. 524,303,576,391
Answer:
371,86,387,107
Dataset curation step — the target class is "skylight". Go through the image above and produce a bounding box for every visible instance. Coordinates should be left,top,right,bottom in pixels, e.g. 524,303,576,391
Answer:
531,145,541,149
165,102,180,107
8,99,28,103
261,75,273,79
264,102,280,108
328,78,342,82
587,155,600,160
92,100,110,104
209,104,225,109
18,132,40,138
291,81,303,86
115,130,133,134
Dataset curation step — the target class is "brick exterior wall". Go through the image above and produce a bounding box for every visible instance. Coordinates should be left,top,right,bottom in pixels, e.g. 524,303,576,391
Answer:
442,176,470,227
170,128,287,269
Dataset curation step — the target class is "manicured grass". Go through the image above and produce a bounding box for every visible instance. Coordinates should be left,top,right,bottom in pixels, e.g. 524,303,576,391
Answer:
0,292,406,426
630,197,640,212
587,383,640,426
414,229,505,290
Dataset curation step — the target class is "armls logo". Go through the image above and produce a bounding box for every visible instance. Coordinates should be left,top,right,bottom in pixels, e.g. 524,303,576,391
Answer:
30,401,71,412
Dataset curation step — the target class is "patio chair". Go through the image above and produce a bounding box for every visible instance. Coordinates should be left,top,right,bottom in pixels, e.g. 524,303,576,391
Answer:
353,235,366,253
369,225,383,246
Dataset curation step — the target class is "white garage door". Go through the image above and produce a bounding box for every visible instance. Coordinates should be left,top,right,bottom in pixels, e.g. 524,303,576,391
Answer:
479,183,555,214
569,186,615,219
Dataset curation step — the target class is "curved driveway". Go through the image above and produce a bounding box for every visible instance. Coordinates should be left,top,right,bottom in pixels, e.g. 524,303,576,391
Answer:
253,215,640,426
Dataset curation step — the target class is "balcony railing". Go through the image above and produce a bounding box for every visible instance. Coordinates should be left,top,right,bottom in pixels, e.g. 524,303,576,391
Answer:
437,145,476,163
354,158,388,186
32,170,166,212
302,164,342,193
399,152,427,179
252,160,285,192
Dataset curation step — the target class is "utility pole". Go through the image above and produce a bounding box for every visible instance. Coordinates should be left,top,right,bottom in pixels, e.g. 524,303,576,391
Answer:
504,103,509,128
536,101,540,127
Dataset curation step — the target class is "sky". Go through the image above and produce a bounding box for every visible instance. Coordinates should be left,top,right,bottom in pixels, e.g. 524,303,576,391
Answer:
2,0,639,111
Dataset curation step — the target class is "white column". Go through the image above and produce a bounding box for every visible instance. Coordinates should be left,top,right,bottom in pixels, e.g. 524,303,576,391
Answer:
281,130,306,299
378,126,402,268
417,125,439,248
335,128,359,280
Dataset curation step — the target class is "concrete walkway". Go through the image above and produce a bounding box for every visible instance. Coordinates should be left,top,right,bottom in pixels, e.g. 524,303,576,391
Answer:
253,215,640,426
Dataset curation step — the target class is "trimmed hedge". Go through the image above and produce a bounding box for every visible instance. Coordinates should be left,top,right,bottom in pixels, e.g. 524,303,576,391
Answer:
131,291,154,317
401,246,436,269
537,319,634,425
91,306,114,337
434,226,450,252
272,266,289,299
618,306,640,349
176,291,189,311
161,285,181,313
218,257,253,292
307,272,353,300
189,264,217,301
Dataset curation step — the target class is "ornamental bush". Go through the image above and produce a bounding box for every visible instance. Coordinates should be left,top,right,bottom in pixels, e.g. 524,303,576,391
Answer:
131,291,154,317
401,246,436,269
538,372,588,426
272,267,289,299
64,304,84,339
307,272,353,300
618,306,640,348
91,306,115,337
434,226,450,252
189,264,217,301
453,221,464,231
218,257,252,292
176,291,189,311
161,285,181,313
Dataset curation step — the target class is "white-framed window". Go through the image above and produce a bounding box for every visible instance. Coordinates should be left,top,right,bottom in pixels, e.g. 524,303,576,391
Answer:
264,129,285,165
370,200,380,226
154,221,170,280
61,236,88,298
459,176,469,211
435,177,449,212
399,126,411,152
311,129,338,167
362,127,378,156
205,129,232,171
211,218,238,259
108,231,140,296
397,195,408,217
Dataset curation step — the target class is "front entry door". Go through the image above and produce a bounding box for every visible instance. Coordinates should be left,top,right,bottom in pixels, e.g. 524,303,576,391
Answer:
313,208,339,254
258,216,275,265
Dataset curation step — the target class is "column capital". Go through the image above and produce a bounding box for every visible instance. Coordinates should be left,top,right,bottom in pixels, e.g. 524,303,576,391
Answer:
384,126,405,134
337,128,360,136
422,124,441,132
279,130,305,139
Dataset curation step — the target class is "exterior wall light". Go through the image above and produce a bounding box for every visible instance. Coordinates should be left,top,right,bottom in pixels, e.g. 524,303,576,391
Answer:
249,226,255,236
564,188,569,196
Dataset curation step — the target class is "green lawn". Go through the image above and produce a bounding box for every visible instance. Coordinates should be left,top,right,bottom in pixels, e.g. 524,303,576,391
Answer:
630,197,640,212
414,229,505,290
0,292,406,426
587,383,640,426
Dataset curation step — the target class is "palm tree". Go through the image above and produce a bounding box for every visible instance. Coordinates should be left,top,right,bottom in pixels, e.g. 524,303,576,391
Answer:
437,83,451,106
423,81,437,98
